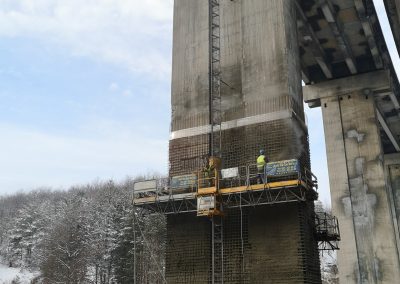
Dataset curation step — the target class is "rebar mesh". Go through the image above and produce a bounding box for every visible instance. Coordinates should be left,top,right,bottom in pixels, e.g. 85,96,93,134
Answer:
165,203,321,284
169,117,310,177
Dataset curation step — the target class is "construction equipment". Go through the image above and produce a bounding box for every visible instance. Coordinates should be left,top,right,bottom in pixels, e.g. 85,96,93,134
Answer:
208,0,222,159
133,1,339,281
208,0,223,281
132,159,340,263
133,159,318,211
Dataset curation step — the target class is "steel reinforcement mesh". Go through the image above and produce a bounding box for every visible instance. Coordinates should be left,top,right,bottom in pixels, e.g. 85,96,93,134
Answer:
165,204,321,284
169,117,310,177
167,114,319,283
247,203,318,283
221,208,250,284
165,213,211,283
299,202,323,283
171,94,305,132
169,134,209,177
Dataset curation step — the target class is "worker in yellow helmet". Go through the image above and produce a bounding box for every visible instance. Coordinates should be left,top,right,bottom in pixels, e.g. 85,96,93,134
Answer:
257,149,268,184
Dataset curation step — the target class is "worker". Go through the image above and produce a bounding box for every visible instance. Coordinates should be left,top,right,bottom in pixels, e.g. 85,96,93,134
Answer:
203,157,215,187
257,150,268,184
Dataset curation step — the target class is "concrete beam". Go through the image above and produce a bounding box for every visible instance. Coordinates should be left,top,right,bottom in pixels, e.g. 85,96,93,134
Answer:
390,92,400,110
303,70,390,106
383,0,400,54
377,108,400,152
353,0,384,68
385,153,400,166
319,0,358,74
295,0,333,79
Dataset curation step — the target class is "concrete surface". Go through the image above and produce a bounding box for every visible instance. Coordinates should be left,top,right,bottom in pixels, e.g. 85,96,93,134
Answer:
167,0,320,283
317,91,400,283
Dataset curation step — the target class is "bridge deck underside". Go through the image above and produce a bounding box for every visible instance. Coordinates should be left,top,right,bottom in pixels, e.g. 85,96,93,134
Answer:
299,0,385,82
299,0,400,154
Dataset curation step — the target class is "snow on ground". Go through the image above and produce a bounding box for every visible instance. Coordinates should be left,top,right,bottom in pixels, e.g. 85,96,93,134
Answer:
0,264,38,284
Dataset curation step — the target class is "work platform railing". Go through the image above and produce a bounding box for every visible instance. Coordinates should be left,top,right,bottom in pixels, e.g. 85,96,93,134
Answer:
132,160,340,251
315,211,341,251
133,160,318,215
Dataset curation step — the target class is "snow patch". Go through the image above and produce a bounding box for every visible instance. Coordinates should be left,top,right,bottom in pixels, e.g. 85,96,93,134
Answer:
0,264,38,284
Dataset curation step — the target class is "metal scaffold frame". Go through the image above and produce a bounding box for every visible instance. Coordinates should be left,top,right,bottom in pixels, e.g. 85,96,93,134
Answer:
132,163,340,252
315,211,341,251
208,1,223,282
132,163,319,215
209,0,222,158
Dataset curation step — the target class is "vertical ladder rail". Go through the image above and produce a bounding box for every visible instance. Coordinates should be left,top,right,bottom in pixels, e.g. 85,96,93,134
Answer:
209,1,223,283
212,214,224,284
209,0,222,158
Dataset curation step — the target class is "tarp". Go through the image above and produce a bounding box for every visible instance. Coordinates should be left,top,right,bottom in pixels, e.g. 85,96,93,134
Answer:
170,174,197,189
265,159,300,176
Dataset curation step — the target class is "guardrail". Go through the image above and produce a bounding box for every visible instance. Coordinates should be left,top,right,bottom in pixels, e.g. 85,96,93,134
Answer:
315,211,341,250
133,160,318,202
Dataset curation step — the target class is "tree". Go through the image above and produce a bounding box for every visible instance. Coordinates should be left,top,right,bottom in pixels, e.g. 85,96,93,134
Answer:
7,198,52,268
40,195,90,284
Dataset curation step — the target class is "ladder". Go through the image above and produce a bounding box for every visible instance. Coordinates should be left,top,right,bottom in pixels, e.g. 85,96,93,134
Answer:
209,1,223,283
212,213,224,284
209,0,222,158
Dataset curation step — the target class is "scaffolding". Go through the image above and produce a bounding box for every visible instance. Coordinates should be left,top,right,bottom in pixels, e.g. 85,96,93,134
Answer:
133,161,340,284
133,162,317,214
136,2,340,281
208,1,223,281
209,0,222,158
315,211,341,251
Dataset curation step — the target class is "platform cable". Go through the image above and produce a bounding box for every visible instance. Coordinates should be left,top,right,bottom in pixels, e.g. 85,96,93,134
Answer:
239,192,245,276
133,212,167,284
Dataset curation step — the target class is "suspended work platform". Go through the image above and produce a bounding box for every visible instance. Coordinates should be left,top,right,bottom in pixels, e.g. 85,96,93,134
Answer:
133,159,318,215
133,159,340,251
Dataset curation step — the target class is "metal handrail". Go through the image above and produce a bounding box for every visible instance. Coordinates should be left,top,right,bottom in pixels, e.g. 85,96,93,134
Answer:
197,169,218,190
315,212,340,239
133,163,319,203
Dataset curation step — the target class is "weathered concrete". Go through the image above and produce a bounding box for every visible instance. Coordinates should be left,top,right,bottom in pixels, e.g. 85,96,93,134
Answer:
304,71,400,154
304,78,400,282
384,153,400,262
170,0,310,175
304,70,390,106
168,0,320,283
171,0,304,134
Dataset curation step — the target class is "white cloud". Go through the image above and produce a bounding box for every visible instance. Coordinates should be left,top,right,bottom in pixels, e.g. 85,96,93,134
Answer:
109,82,119,92
0,0,174,78
122,89,132,97
0,122,168,194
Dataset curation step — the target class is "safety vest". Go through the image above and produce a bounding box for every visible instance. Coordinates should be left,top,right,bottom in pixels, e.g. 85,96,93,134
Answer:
257,155,266,170
204,164,214,177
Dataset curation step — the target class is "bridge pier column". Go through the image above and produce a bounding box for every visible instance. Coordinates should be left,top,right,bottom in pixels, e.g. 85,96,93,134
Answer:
304,72,400,283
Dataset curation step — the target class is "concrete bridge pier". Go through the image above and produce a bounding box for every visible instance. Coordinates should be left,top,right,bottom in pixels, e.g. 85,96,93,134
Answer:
304,71,400,283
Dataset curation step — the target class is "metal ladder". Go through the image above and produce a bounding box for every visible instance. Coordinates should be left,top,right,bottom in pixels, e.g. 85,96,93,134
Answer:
209,1,223,283
209,0,222,158
212,213,224,284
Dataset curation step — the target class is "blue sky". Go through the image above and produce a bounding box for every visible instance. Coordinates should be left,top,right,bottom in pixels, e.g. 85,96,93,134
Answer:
0,0,398,206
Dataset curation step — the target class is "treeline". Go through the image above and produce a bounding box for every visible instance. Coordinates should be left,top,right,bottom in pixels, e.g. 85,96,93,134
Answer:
0,178,166,284
0,180,338,284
